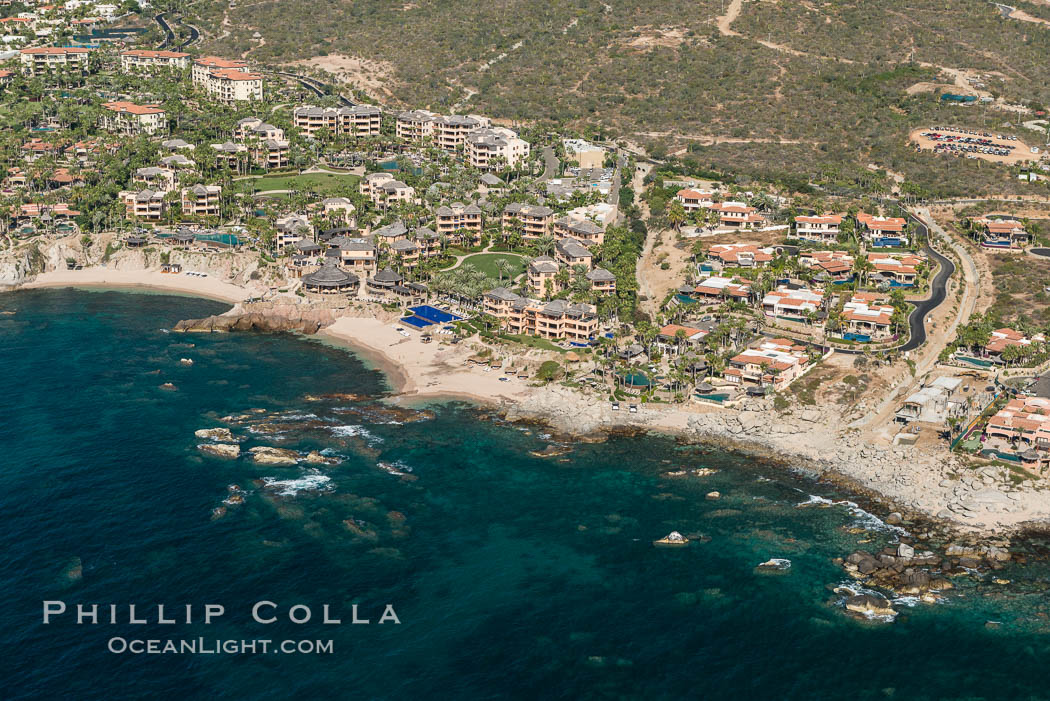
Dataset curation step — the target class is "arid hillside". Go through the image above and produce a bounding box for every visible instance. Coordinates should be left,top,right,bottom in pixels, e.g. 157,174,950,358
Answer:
190,0,1050,195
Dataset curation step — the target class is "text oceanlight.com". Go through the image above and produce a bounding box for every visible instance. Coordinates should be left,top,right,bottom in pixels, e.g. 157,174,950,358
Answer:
107,638,335,655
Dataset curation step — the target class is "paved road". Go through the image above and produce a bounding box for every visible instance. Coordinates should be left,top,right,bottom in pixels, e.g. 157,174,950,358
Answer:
608,155,624,205
154,12,174,48
898,208,954,352
536,146,558,183
273,71,355,106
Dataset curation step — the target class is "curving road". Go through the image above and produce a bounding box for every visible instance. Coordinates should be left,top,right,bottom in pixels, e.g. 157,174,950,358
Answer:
155,11,200,50
897,207,954,352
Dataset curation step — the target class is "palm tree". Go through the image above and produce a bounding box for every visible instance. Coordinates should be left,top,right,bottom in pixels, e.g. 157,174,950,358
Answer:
495,257,513,283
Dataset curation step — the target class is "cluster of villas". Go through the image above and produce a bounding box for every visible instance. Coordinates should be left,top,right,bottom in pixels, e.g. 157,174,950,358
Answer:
790,212,912,249
674,189,766,230
983,396,1050,474
393,110,530,171
0,0,123,52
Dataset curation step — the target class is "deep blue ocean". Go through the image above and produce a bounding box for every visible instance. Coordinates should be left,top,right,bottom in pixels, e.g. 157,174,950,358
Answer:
4,288,1050,700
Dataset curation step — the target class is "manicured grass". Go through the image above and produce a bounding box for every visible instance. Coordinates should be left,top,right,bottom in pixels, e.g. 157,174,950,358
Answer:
238,172,361,195
500,333,567,353
459,252,526,281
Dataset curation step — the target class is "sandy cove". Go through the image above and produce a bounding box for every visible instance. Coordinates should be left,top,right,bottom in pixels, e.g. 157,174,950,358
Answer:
317,315,1050,536
20,268,257,304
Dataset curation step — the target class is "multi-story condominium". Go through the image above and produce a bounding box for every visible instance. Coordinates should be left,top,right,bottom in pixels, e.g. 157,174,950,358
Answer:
274,213,312,249
133,166,177,193
527,256,560,296
119,189,166,221
119,49,189,72
293,105,382,137
210,141,248,169
159,154,195,170
395,109,439,142
793,214,843,243
372,221,409,246
586,267,616,294
359,172,416,208
161,138,195,152
321,197,356,224
434,115,488,151
484,288,599,342
555,238,593,269
181,184,221,217
330,236,377,273
19,46,91,75
713,201,764,229
99,101,168,136
675,188,716,211
412,226,442,258
434,202,483,243
233,117,284,142
192,57,262,103
252,139,289,169
465,127,530,171
391,238,422,268
553,216,605,246
856,212,908,248
502,202,554,240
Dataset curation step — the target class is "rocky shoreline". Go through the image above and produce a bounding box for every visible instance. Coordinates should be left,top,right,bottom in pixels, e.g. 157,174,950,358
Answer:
174,303,339,335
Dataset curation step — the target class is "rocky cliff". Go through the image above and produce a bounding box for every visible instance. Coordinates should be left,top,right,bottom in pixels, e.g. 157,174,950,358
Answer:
174,303,338,334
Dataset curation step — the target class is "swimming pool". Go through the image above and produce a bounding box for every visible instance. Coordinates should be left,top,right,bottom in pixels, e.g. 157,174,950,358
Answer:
408,305,464,324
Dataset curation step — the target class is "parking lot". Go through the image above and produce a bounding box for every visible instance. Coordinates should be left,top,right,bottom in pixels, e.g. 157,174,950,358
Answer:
909,126,1040,165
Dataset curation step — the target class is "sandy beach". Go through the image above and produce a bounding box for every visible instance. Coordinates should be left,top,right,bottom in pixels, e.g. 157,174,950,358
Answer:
21,268,254,305
319,315,534,405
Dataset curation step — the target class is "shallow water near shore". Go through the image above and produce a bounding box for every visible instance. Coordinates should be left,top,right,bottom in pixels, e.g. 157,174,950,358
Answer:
5,288,1050,700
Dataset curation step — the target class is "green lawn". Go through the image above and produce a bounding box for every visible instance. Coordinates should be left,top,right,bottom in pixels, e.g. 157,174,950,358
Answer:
238,172,361,196
459,253,526,281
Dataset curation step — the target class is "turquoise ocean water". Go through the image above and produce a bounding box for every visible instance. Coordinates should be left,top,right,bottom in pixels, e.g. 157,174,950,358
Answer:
4,289,1050,700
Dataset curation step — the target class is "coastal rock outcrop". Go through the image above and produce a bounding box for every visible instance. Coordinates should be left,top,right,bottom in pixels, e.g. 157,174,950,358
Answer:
198,443,240,459
249,446,301,465
175,304,338,335
195,427,235,442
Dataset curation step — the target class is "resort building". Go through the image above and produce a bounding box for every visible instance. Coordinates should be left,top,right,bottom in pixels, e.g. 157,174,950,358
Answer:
119,49,189,72
211,141,248,170
161,138,195,152
274,213,313,249
192,56,262,103
856,212,908,248
707,243,774,269
725,338,810,390
330,236,378,273
133,166,177,193
434,202,483,243
793,214,843,243
19,46,91,75
713,202,764,229
233,117,284,142
372,221,409,246
293,105,382,138
586,267,617,294
976,217,1029,249
527,256,560,296
119,189,166,221
465,127,530,171
320,197,356,224
555,238,593,269
159,154,195,170
502,202,554,240
675,188,716,212
562,138,606,169
252,139,290,169
477,173,505,196
390,238,422,268
434,114,488,152
359,172,416,208
553,215,605,246
483,288,599,342
762,286,823,322
99,101,167,136
395,109,440,142
301,263,360,295
180,184,221,217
